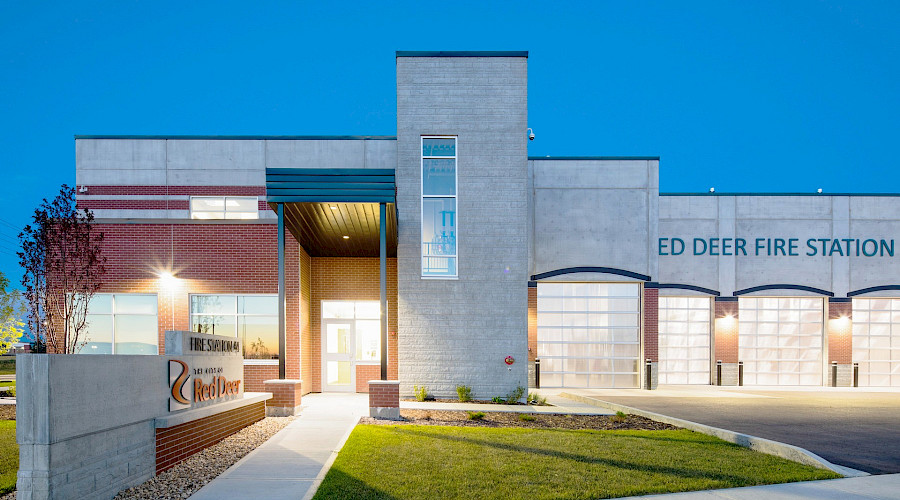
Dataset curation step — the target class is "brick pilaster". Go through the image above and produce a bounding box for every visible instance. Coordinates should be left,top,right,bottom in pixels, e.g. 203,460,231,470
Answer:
714,298,740,364
368,380,400,420
828,299,853,364
643,287,659,362
263,379,302,416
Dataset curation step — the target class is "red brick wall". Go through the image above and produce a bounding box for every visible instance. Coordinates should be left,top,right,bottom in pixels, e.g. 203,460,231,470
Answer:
356,364,381,392
828,300,853,364
80,185,266,196
155,401,265,473
93,223,301,378
245,364,279,393
308,257,398,393
368,382,399,408
264,380,302,409
643,287,659,362
714,299,740,363
299,248,312,392
527,286,537,362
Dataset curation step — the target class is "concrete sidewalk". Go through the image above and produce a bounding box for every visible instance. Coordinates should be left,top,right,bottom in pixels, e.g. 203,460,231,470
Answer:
188,393,367,500
620,473,900,499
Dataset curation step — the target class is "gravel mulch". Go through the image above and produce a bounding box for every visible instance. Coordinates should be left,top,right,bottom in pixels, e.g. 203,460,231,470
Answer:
114,415,296,500
360,409,678,431
0,405,13,420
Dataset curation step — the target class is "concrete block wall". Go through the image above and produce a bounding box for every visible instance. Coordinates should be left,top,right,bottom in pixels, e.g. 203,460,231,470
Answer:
396,54,529,398
75,137,396,220
659,195,900,297
16,354,249,499
530,158,659,279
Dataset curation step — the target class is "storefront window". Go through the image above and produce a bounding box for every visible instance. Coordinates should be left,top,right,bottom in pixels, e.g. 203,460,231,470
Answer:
191,294,279,362
78,294,158,355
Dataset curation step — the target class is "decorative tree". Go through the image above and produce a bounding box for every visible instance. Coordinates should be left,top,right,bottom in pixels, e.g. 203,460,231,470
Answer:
18,185,106,353
0,272,25,353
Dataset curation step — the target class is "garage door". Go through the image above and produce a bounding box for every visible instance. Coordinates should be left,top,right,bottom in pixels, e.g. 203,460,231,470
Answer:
852,298,900,387
659,296,711,384
536,282,641,388
739,297,824,386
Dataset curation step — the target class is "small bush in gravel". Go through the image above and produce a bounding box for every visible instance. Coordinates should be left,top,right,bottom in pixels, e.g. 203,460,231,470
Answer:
505,386,526,404
467,411,485,421
414,385,428,402
611,411,628,423
456,385,472,402
518,413,535,422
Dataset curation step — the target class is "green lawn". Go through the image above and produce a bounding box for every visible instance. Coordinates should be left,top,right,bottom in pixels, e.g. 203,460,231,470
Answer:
0,359,14,376
314,425,839,500
0,421,16,495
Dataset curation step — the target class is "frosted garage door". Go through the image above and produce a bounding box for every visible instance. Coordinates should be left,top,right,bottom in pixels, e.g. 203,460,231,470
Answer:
659,297,711,384
739,297,824,386
537,282,641,388
852,298,900,387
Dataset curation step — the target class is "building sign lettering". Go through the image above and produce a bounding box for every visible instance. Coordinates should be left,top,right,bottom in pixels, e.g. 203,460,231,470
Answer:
659,237,895,257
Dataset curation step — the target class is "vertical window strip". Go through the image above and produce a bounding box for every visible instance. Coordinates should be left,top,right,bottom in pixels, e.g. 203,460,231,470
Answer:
421,136,458,277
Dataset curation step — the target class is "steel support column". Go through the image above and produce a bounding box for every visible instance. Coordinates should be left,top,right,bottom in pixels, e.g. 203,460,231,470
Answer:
277,203,286,379
380,202,388,380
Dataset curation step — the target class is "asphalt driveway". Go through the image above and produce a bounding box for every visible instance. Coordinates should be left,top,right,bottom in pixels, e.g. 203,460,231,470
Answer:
564,388,900,475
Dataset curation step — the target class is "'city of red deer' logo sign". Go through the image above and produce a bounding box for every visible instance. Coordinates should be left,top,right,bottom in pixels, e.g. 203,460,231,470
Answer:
168,359,243,412
169,360,191,412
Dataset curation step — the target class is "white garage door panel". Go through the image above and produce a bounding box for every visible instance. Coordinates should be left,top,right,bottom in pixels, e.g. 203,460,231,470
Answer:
537,282,641,389
853,299,900,387
659,297,711,385
739,297,824,386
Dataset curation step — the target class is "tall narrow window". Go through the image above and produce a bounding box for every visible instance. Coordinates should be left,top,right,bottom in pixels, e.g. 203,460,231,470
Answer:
421,136,457,277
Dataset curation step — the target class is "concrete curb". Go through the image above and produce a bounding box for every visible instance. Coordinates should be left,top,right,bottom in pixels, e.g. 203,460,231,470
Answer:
559,392,869,478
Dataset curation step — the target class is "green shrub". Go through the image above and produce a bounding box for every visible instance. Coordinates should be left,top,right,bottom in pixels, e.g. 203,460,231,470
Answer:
518,413,536,422
413,385,428,402
456,385,472,402
467,411,485,420
505,385,526,404
610,410,628,423
491,396,504,404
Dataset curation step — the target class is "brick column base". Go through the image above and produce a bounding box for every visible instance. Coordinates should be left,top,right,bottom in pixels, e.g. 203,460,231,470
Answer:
263,379,302,416
369,380,400,420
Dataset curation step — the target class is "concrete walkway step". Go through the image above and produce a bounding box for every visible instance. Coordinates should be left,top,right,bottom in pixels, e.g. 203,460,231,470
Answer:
188,393,368,500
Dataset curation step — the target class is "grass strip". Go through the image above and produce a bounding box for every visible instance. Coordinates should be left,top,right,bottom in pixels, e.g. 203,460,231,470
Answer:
315,425,839,500
0,420,16,495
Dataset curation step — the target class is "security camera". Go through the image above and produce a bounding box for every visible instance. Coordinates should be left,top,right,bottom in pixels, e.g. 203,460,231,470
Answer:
527,128,535,141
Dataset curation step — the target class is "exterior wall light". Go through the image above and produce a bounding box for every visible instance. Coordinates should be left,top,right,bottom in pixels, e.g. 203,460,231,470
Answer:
158,271,179,290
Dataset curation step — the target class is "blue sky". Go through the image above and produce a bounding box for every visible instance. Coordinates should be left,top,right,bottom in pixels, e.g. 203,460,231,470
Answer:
0,1,898,285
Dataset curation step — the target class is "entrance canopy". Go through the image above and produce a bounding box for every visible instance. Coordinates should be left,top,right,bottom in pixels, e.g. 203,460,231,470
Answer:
266,168,397,257
266,167,396,381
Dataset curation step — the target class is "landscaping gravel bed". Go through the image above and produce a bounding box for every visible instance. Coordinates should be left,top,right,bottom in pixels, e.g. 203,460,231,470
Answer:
360,409,678,431
0,406,13,421
113,415,296,500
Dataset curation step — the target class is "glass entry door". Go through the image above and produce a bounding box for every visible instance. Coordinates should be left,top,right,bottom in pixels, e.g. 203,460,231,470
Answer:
321,301,383,392
323,321,354,392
